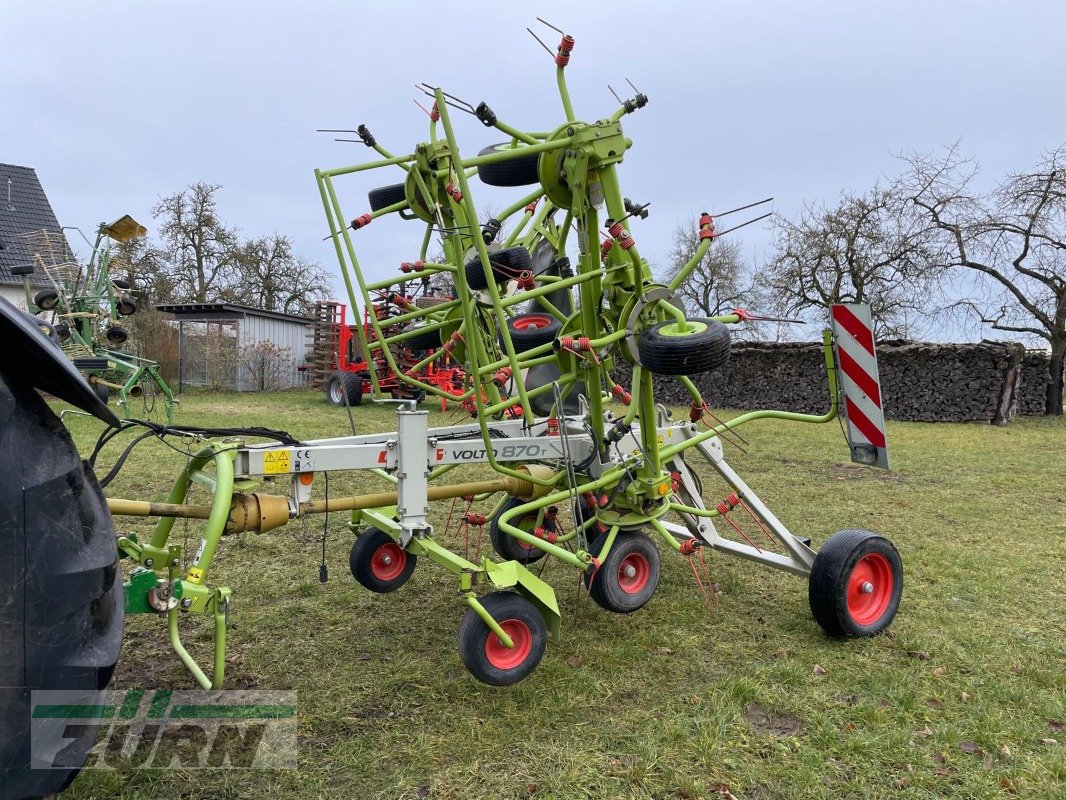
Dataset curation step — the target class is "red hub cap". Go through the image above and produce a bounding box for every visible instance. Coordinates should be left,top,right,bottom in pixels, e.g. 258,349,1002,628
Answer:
617,553,651,594
847,553,894,625
513,314,552,331
370,542,407,582
484,619,533,670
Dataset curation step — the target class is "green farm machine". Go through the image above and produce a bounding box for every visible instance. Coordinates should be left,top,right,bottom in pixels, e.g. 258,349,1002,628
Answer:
2,19,901,798
24,215,175,423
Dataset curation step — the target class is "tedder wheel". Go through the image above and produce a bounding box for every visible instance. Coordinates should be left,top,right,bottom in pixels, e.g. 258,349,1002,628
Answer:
105,324,129,345
808,529,903,638
0,371,123,798
111,278,131,290
464,246,533,290
475,142,541,187
457,591,547,685
116,296,138,316
349,527,417,593
32,289,59,310
637,317,731,376
93,383,110,405
325,370,363,407
401,322,444,350
489,496,552,564
54,321,70,341
368,182,407,212
584,530,661,614
504,313,561,353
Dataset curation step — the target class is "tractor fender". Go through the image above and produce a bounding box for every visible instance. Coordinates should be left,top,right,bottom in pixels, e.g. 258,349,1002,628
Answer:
0,296,119,426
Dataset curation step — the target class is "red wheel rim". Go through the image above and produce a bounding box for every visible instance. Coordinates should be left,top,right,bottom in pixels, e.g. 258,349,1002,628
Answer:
370,542,407,582
846,552,894,625
617,552,651,594
484,619,533,670
513,314,552,331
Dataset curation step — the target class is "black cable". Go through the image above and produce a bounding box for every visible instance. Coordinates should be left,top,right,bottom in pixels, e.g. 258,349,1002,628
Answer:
319,472,330,582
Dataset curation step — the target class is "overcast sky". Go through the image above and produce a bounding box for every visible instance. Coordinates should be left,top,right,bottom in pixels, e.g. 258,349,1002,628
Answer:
3,0,1064,332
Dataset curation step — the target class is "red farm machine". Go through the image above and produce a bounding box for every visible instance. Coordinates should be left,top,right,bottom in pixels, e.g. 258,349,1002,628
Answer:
307,294,466,408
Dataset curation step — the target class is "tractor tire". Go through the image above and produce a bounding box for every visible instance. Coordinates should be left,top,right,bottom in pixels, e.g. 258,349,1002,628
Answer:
504,313,561,353
637,318,731,376
401,323,443,350
457,592,547,685
325,371,363,407
464,246,533,290
476,143,542,187
0,371,123,799
583,530,661,614
32,289,58,311
808,529,902,638
368,183,407,212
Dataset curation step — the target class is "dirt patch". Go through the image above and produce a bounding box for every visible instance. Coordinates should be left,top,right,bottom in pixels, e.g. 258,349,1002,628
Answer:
745,702,807,737
826,463,904,482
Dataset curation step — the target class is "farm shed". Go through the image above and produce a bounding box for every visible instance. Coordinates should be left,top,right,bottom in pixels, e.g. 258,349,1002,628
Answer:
156,302,312,392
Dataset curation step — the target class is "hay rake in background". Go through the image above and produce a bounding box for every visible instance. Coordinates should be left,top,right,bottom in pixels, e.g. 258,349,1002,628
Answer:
82,20,902,689
24,217,176,423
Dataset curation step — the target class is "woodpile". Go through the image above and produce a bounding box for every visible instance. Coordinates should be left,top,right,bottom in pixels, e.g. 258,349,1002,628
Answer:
613,339,1053,424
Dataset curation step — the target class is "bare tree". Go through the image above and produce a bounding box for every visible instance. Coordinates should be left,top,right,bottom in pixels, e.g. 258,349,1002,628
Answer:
906,144,1066,415
764,186,938,337
234,234,332,315
153,183,239,303
661,216,759,318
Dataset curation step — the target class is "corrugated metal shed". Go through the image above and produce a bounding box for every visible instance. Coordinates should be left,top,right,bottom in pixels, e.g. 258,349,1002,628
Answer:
156,302,313,391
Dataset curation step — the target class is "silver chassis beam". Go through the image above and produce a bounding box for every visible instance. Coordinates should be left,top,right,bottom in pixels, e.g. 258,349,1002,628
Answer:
231,406,817,573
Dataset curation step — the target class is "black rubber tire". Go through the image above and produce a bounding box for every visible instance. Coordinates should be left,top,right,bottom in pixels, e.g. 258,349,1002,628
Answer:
809,529,902,638
583,530,661,614
637,318,731,376
457,591,547,686
93,383,110,405
111,278,131,290
105,325,129,345
0,371,123,798
325,371,363,407
464,246,533,290
368,183,407,212
348,527,416,593
32,289,58,310
489,497,552,564
116,297,138,317
54,321,70,341
401,323,443,350
504,313,561,353
476,143,542,187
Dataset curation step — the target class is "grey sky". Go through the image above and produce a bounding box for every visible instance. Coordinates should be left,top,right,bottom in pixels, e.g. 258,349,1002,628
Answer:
3,1,1064,330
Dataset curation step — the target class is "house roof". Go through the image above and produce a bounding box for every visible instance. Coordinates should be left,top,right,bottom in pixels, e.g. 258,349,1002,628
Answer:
0,163,66,287
155,302,313,324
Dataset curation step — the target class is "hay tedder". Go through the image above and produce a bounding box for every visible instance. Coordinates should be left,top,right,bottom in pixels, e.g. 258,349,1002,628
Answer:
22,217,175,423
1,20,902,798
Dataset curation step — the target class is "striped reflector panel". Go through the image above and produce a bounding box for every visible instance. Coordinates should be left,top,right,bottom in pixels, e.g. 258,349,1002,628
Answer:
830,303,889,469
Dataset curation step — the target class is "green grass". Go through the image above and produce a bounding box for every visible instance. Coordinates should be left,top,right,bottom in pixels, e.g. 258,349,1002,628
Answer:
61,390,1065,799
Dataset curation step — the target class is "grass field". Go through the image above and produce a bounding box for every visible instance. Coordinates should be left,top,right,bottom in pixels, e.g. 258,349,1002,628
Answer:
60,390,1065,800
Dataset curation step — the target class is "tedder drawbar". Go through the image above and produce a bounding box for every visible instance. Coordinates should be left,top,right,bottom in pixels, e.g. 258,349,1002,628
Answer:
2,28,903,767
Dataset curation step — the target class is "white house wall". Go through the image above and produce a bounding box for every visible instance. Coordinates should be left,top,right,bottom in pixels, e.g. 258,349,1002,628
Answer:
236,312,312,391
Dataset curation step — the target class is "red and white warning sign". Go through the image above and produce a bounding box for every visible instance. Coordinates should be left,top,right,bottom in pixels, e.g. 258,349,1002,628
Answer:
830,303,889,469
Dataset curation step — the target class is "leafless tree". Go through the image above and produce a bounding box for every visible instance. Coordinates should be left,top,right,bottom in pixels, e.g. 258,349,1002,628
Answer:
905,143,1066,415
153,183,239,303
660,216,762,322
764,186,939,337
234,234,332,315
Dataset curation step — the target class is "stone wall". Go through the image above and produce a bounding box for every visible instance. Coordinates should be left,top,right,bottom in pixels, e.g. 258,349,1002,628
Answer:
617,340,1053,424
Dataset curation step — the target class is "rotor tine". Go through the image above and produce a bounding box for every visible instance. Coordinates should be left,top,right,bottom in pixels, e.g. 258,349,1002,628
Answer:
608,84,623,104
316,128,358,133
713,197,774,219
527,27,555,59
413,98,434,118
625,77,643,95
715,211,773,238
533,16,567,34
